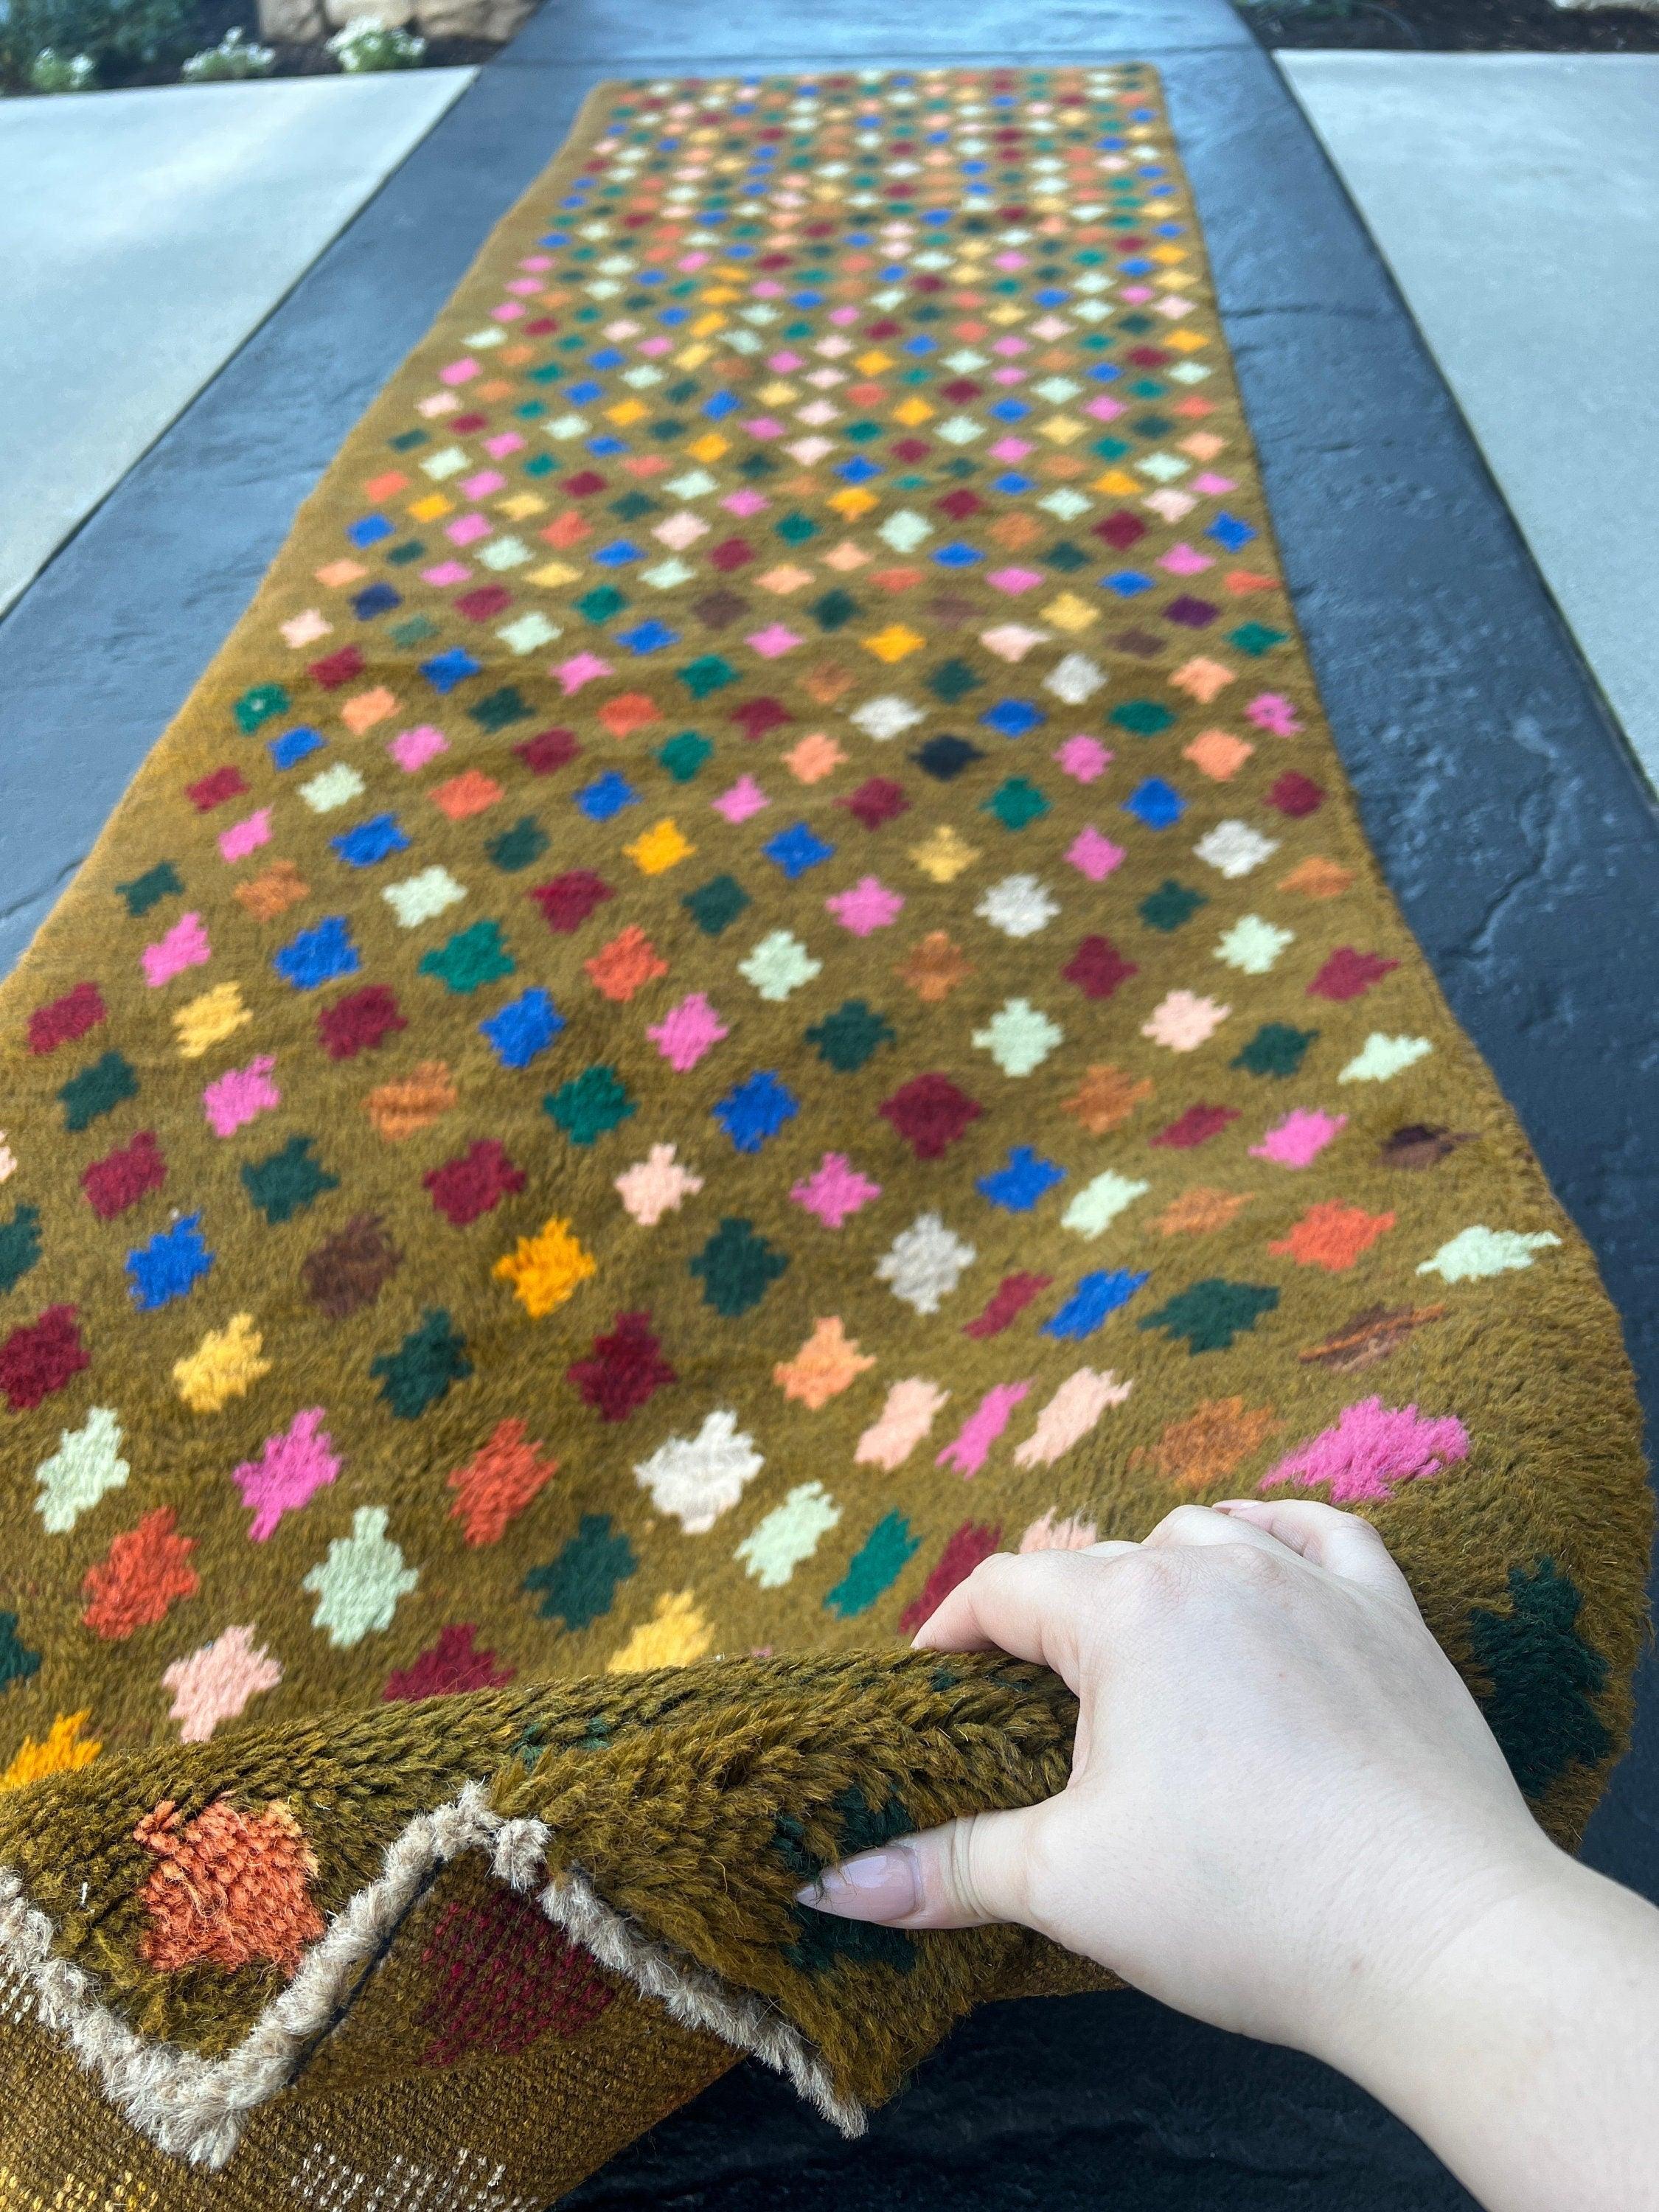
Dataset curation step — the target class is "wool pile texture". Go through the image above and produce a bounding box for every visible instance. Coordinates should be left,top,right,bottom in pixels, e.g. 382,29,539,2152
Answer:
0,61,1650,2212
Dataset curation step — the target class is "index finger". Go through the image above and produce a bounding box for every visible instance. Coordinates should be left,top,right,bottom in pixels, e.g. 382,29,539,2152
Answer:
908,1543,1137,1691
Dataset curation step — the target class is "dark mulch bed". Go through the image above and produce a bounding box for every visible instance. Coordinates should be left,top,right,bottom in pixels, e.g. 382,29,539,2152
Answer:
1242,0,1659,49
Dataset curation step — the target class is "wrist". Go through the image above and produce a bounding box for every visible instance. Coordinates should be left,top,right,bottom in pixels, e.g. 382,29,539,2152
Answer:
1323,1846,1659,2212
1307,1822,1575,2099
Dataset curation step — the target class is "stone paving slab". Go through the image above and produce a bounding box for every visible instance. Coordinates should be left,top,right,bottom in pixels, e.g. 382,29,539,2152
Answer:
1282,51,1659,790
0,71,474,615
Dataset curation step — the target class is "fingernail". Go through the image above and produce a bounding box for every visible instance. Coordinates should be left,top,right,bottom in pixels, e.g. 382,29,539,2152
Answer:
795,1847,919,1921
1211,1499,1254,1512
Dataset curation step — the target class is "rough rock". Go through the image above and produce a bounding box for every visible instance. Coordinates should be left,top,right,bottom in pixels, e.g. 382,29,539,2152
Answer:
255,0,328,38
320,0,417,27
414,0,534,38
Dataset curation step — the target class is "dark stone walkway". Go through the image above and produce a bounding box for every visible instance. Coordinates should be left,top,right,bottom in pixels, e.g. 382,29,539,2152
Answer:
3,2,1654,2203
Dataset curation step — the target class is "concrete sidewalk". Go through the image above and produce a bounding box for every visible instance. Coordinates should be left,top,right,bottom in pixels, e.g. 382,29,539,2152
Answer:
1284,52,1659,790
0,71,473,613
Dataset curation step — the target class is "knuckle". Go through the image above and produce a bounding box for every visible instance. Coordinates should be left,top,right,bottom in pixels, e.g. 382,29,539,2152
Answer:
1145,1503,1214,1544
1219,1539,1293,1593
1107,1544,1186,1617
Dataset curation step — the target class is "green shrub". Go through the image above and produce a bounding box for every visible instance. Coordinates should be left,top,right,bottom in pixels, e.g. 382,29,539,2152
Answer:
327,14,424,69
181,23,273,75
0,0,204,88
26,42,95,86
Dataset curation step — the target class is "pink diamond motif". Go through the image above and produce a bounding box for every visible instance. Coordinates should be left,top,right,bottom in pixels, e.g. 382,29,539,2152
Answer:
790,1152,883,1229
744,416,785,439
826,876,903,936
389,725,448,773
714,776,768,824
1161,543,1212,576
1086,396,1125,422
1250,1109,1347,1169
723,488,768,516
483,434,526,458
1067,826,1126,882
990,437,1033,462
446,515,490,547
420,562,470,588
768,349,807,372
1193,472,1236,495
989,566,1043,595
460,471,507,499
218,810,271,864
747,624,801,659
1055,735,1112,783
648,992,729,1073
556,653,613,695
1247,692,1302,736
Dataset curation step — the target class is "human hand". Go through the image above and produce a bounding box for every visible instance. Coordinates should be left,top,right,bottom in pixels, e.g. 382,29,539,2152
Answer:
801,1500,1559,2073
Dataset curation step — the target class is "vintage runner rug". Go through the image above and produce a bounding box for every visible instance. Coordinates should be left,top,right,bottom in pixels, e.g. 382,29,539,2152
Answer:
0,61,1649,2212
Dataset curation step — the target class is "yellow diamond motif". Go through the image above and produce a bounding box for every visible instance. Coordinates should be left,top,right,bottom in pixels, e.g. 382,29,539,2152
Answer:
830,487,879,519
863,625,925,664
1168,329,1209,353
408,494,451,522
1043,592,1096,633
855,349,893,374
1093,469,1141,497
174,983,251,1061
625,819,695,876
497,493,546,521
690,313,726,338
892,397,934,426
607,398,648,426
759,380,799,405
990,304,1025,327
529,560,581,589
493,1217,597,1320
909,824,980,884
1040,415,1085,445
687,433,728,463
675,342,712,368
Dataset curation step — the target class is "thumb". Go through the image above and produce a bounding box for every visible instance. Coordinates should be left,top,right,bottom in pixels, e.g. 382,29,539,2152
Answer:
797,1803,1044,1931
